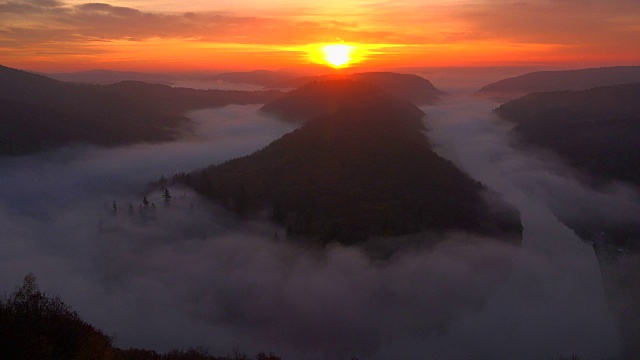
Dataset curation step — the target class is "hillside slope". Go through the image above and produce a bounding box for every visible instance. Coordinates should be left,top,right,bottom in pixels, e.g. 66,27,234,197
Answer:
495,83,640,248
495,83,640,187
171,80,522,245
268,72,443,105
0,65,282,155
479,66,640,97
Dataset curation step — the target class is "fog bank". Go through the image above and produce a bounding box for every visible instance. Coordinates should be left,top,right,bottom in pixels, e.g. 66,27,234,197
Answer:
0,98,630,359
0,103,518,359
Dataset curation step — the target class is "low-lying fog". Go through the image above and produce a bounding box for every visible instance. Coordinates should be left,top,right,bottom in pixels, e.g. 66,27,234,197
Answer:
0,80,633,359
416,97,627,359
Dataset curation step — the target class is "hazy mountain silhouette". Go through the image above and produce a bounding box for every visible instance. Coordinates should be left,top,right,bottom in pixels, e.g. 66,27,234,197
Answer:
260,78,427,123
479,66,640,97
170,80,522,246
268,72,443,105
210,70,297,87
47,69,297,87
44,69,176,85
0,65,283,155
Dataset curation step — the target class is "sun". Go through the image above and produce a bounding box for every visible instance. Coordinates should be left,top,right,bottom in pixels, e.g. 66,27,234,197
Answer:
303,42,379,68
322,44,353,68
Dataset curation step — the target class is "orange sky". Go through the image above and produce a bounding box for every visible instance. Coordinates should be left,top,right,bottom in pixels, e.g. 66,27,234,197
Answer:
1,0,639,72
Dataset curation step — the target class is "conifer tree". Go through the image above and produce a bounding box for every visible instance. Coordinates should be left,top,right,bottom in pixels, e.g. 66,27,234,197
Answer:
162,188,172,205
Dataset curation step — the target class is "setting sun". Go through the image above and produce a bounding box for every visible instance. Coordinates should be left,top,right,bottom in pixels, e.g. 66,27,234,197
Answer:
304,42,381,69
322,44,353,68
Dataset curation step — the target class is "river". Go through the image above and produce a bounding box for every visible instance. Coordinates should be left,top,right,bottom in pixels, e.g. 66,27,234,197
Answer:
412,95,620,359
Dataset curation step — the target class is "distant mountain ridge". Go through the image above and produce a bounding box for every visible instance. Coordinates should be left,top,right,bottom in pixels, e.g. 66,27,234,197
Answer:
210,70,296,87
46,69,297,87
169,80,522,246
479,66,640,96
0,64,283,155
268,72,444,105
43,69,176,85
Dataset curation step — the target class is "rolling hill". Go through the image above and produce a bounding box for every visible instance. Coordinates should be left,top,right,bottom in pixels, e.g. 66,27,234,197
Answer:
44,69,175,85
268,72,444,105
169,80,522,246
0,65,283,155
479,66,640,97
495,83,640,187
46,69,297,87
260,78,425,124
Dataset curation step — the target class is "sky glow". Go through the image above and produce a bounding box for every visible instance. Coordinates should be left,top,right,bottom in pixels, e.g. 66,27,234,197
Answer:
0,0,638,71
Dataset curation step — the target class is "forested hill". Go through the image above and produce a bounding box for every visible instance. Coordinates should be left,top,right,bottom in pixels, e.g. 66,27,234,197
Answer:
495,83,640,248
261,78,425,123
0,65,283,156
495,83,640,187
268,72,443,105
478,66,640,97
170,80,522,245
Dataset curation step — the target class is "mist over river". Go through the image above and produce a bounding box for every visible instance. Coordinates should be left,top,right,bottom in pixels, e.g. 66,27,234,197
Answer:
0,89,628,359
413,96,621,359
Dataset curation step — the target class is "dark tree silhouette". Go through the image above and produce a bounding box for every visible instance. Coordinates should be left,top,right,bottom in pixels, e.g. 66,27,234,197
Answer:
0,275,280,360
255,352,281,360
163,188,173,205
0,273,114,360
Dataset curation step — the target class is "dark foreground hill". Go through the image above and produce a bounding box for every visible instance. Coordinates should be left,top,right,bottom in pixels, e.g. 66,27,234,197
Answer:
0,65,282,156
268,72,443,105
479,66,640,97
0,273,280,360
170,80,521,245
